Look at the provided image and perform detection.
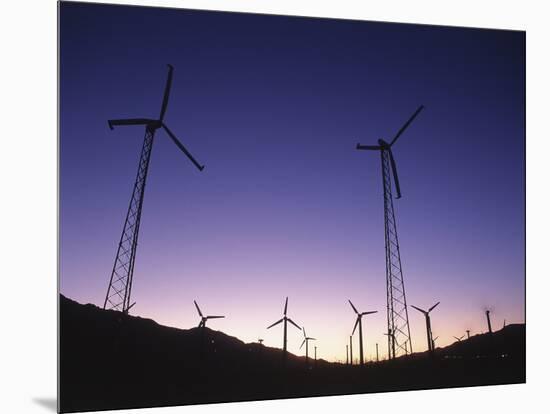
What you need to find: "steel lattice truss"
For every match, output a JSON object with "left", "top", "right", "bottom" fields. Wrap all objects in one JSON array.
[
  {"left": 381, "top": 149, "right": 413, "bottom": 358},
  {"left": 101, "top": 65, "right": 204, "bottom": 315},
  {"left": 103, "top": 127, "right": 155, "bottom": 313}
]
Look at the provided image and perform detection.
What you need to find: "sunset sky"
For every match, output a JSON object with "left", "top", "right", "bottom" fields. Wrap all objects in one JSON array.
[{"left": 60, "top": 2, "right": 525, "bottom": 362}]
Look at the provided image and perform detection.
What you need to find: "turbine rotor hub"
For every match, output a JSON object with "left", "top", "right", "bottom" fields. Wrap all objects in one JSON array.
[
  {"left": 378, "top": 138, "right": 390, "bottom": 148},
  {"left": 146, "top": 120, "right": 162, "bottom": 132}
]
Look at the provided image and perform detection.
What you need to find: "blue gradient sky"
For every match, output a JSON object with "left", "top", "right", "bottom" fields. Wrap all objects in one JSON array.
[{"left": 60, "top": 2, "right": 525, "bottom": 361}]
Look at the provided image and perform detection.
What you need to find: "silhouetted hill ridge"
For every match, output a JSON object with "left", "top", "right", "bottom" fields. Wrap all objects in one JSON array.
[
  {"left": 59, "top": 294, "right": 525, "bottom": 413},
  {"left": 61, "top": 294, "right": 523, "bottom": 363}
]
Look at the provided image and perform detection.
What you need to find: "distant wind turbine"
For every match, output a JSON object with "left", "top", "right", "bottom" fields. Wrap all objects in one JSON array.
[
  {"left": 485, "top": 309, "right": 493, "bottom": 334},
  {"left": 411, "top": 301, "right": 440, "bottom": 353},
  {"left": 349, "top": 336, "right": 353, "bottom": 366},
  {"left": 314, "top": 346, "right": 317, "bottom": 365},
  {"left": 348, "top": 300, "right": 377, "bottom": 365},
  {"left": 267, "top": 297, "right": 301, "bottom": 355},
  {"left": 194, "top": 300, "right": 224, "bottom": 328},
  {"left": 453, "top": 335, "right": 465, "bottom": 342},
  {"left": 300, "top": 327, "right": 316, "bottom": 365}
]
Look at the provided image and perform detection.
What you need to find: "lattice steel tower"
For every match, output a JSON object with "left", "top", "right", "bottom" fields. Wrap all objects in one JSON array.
[
  {"left": 103, "top": 65, "right": 205, "bottom": 314},
  {"left": 356, "top": 105, "right": 424, "bottom": 358}
]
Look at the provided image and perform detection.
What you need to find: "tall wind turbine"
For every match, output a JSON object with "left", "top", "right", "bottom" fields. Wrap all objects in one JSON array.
[
  {"left": 348, "top": 300, "right": 377, "bottom": 365},
  {"left": 194, "top": 300, "right": 225, "bottom": 328},
  {"left": 300, "top": 327, "right": 316, "bottom": 365},
  {"left": 356, "top": 105, "right": 424, "bottom": 357},
  {"left": 267, "top": 297, "right": 301, "bottom": 355},
  {"left": 411, "top": 301, "right": 440, "bottom": 352},
  {"left": 103, "top": 65, "right": 205, "bottom": 314}
]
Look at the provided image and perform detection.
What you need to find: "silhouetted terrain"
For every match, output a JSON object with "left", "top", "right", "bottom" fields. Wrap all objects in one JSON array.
[{"left": 59, "top": 295, "right": 525, "bottom": 413}]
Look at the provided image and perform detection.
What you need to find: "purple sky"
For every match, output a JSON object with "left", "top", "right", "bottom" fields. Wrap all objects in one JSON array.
[{"left": 60, "top": 2, "right": 525, "bottom": 361}]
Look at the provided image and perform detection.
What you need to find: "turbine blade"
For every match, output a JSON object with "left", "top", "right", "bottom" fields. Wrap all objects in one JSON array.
[
  {"left": 429, "top": 301, "right": 441, "bottom": 313},
  {"left": 107, "top": 118, "right": 157, "bottom": 130},
  {"left": 287, "top": 318, "right": 301, "bottom": 330},
  {"left": 302, "top": 327, "right": 307, "bottom": 338},
  {"left": 194, "top": 300, "right": 203, "bottom": 317},
  {"left": 267, "top": 318, "right": 284, "bottom": 329},
  {"left": 361, "top": 311, "right": 378, "bottom": 316},
  {"left": 300, "top": 339, "right": 306, "bottom": 349},
  {"left": 206, "top": 316, "right": 225, "bottom": 319},
  {"left": 159, "top": 64, "right": 174, "bottom": 121},
  {"left": 356, "top": 144, "right": 382, "bottom": 151},
  {"left": 388, "top": 149, "right": 402, "bottom": 199},
  {"left": 389, "top": 105, "right": 424, "bottom": 146},
  {"left": 161, "top": 123, "right": 205, "bottom": 171},
  {"left": 309, "top": 338, "right": 316, "bottom": 341},
  {"left": 411, "top": 305, "right": 426, "bottom": 314},
  {"left": 352, "top": 317, "right": 359, "bottom": 335},
  {"left": 348, "top": 300, "right": 359, "bottom": 314},
  {"left": 284, "top": 297, "right": 288, "bottom": 316}
]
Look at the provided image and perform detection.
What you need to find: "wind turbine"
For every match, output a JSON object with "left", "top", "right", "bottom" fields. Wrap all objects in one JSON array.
[
  {"left": 485, "top": 309, "right": 493, "bottom": 333},
  {"left": 103, "top": 65, "right": 205, "bottom": 314},
  {"left": 348, "top": 300, "right": 377, "bottom": 365},
  {"left": 258, "top": 339, "right": 264, "bottom": 345},
  {"left": 356, "top": 105, "right": 424, "bottom": 358},
  {"left": 411, "top": 301, "right": 440, "bottom": 352},
  {"left": 267, "top": 297, "right": 301, "bottom": 355},
  {"left": 432, "top": 336, "right": 439, "bottom": 349},
  {"left": 349, "top": 336, "right": 353, "bottom": 365},
  {"left": 194, "top": 300, "right": 225, "bottom": 328},
  {"left": 453, "top": 335, "right": 465, "bottom": 342},
  {"left": 314, "top": 346, "right": 317, "bottom": 365},
  {"left": 300, "top": 327, "right": 316, "bottom": 364}
]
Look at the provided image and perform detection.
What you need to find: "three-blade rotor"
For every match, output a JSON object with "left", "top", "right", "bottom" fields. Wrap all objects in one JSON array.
[
  {"left": 356, "top": 105, "right": 424, "bottom": 199},
  {"left": 300, "top": 327, "right": 316, "bottom": 349},
  {"left": 267, "top": 297, "right": 301, "bottom": 330},
  {"left": 194, "top": 300, "right": 225, "bottom": 328},
  {"left": 411, "top": 301, "right": 440, "bottom": 315},
  {"left": 107, "top": 64, "right": 205, "bottom": 172},
  {"left": 348, "top": 300, "right": 377, "bottom": 335}
]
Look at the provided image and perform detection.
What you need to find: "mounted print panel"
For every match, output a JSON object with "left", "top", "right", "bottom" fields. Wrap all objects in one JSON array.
[{"left": 59, "top": 1, "right": 526, "bottom": 412}]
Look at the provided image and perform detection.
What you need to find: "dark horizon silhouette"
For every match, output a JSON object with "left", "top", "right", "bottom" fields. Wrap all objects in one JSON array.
[{"left": 59, "top": 294, "right": 525, "bottom": 413}]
